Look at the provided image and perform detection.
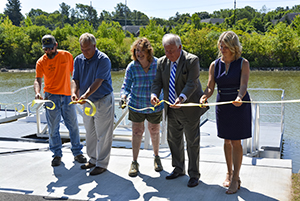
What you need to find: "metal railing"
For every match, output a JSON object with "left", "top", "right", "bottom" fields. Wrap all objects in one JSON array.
[
  {"left": 35, "top": 93, "right": 208, "bottom": 149},
  {"left": 242, "top": 88, "right": 285, "bottom": 156},
  {"left": 1, "top": 85, "right": 284, "bottom": 155},
  {"left": 0, "top": 85, "right": 34, "bottom": 123}
]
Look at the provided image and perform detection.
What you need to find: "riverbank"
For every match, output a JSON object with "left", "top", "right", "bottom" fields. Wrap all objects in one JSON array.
[
  {"left": 292, "top": 173, "right": 300, "bottom": 201},
  {"left": 1, "top": 66, "right": 300, "bottom": 73}
]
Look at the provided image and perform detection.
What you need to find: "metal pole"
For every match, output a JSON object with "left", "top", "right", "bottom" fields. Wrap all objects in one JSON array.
[{"left": 125, "top": 0, "right": 127, "bottom": 32}]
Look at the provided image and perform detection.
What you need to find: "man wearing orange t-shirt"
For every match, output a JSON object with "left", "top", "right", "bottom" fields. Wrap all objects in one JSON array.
[{"left": 34, "top": 35, "right": 86, "bottom": 167}]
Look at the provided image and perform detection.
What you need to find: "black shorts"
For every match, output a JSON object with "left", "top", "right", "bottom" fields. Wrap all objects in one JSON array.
[{"left": 128, "top": 109, "right": 163, "bottom": 124}]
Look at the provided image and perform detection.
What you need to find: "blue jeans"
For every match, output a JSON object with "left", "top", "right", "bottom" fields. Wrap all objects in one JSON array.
[{"left": 44, "top": 92, "right": 83, "bottom": 158}]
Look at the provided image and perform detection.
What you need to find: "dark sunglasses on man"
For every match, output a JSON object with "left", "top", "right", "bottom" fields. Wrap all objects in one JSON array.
[{"left": 43, "top": 47, "right": 54, "bottom": 51}]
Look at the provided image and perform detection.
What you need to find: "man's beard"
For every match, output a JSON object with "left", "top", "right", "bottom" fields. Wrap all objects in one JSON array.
[{"left": 46, "top": 50, "right": 57, "bottom": 59}]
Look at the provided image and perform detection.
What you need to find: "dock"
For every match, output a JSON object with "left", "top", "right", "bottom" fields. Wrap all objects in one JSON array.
[{"left": 0, "top": 112, "right": 292, "bottom": 201}]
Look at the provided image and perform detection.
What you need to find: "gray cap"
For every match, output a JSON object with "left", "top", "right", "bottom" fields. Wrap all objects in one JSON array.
[{"left": 42, "top": 35, "right": 56, "bottom": 48}]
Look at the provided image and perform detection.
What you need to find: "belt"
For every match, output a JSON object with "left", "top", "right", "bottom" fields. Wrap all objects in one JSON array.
[{"left": 218, "top": 87, "right": 239, "bottom": 95}]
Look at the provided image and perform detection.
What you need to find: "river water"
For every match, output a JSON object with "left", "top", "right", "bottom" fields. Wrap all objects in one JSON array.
[{"left": 0, "top": 71, "right": 300, "bottom": 173}]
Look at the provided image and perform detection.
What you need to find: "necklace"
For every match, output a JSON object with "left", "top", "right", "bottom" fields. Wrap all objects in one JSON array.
[{"left": 142, "top": 62, "right": 150, "bottom": 69}]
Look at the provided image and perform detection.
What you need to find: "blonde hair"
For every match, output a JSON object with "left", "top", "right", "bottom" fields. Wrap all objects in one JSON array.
[
  {"left": 79, "top": 33, "right": 96, "bottom": 45},
  {"left": 217, "top": 31, "right": 242, "bottom": 60},
  {"left": 130, "top": 37, "right": 154, "bottom": 63}
]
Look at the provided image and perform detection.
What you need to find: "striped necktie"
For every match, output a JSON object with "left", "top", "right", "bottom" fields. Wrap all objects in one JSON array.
[{"left": 168, "top": 62, "right": 177, "bottom": 104}]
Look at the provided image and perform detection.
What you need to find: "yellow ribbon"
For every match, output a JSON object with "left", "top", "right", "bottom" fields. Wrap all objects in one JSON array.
[
  {"left": 69, "top": 99, "right": 96, "bottom": 116},
  {"left": 31, "top": 99, "right": 56, "bottom": 110},
  {"left": 120, "top": 99, "right": 300, "bottom": 111},
  {"left": 0, "top": 102, "right": 25, "bottom": 112},
  {"left": 15, "top": 104, "right": 25, "bottom": 113},
  {"left": 121, "top": 100, "right": 165, "bottom": 111}
]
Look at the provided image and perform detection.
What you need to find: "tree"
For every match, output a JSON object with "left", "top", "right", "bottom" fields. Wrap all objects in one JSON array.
[
  {"left": 28, "top": 8, "right": 48, "bottom": 17},
  {"left": 96, "top": 21, "right": 125, "bottom": 45},
  {"left": 291, "top": 15, "right": 300, "bottom": 36},
  {"left": 130, "top": 10, "right": 149, "bottom": 25},
  {"left": 139, "top": 20, "right": 165, "bottom": 57},
  {"left": 195, "top": 12, "right": 210, "bottom": 20},
  {"left": 251, "top": 16, "right": 265, "bottom": 32},
  {"left": 4, "top": 0, "right": 23, "bottom": 26},
  {"left": 75, "top": 3, "right": 98, "bottom": 28},
  {"left": 112, "top": 3, "right": 131, "bottom": 26},
  {"left": 191, "top": 13, "right": 201, "bottom": 29},
  {"left": 0, "top": 17, "right": 31, "bottom": 68},
  {"left": 260, "top": 5, "right": 270, "bottom": 14},
  {"left": 59, "top": 2, "right": 71, "bottom": 25},
  {"left": 99, "top": 10, "right": 113, "bottom": 23},
  {"left": 24, "top": 14, "right": 33, "bottom": 27},
  {"left": 152, "top": 17, "right": 167, "bottom": 26},
  {"left": 69, "top": 8, "right": 79, "bottom": 25}
]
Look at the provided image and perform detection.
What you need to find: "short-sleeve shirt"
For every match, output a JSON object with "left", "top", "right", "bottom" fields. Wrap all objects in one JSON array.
[
  {"left": 73, "top": 49, "right": 113, "bottom": 102},
  {"left": 36, "top": 50, "right": 73, "bottom": 96}
]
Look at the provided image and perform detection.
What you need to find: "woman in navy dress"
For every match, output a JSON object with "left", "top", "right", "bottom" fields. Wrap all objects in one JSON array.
[{"left": 200, "top": 31, "right": 251, "bottom": 194}]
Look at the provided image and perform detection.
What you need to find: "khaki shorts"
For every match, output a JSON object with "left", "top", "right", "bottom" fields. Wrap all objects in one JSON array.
[{"left": 128, "top": 109, "right": 163, "bottom": 124}]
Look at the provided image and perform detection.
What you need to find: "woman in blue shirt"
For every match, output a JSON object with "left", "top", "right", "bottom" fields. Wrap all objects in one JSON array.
[{"left": 120, "top": 38, "right": 164, "bottom": 177}]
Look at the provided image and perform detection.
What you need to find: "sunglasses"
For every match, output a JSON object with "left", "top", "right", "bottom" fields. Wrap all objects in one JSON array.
[{"left": 43, "top": 47, "right": 54, "bottom": 51}]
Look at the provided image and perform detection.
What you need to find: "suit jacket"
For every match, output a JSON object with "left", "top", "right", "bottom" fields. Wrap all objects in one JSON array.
[{"left": 151, "top": 50, "right": 208, "bottom": 121}]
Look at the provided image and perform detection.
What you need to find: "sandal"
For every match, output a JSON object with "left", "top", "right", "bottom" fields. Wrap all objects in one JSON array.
[
  {"left": 223, "top": 172, "right": 232, "bottom": 187},
  {"left": 226, "top": 179, "right": 241, "bottom": 194}
]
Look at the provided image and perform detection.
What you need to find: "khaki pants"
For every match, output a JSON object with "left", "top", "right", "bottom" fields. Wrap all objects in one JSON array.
[{"left": 83, "top": 93, "right": 114, "bottom": 168}]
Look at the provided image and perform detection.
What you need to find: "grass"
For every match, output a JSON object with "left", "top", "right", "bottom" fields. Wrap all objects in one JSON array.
[{"left": 292, "top": 173, "right": 300, "bottom": 201}]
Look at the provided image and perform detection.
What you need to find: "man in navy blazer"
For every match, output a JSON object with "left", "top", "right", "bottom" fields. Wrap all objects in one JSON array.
[{"left": 151, "top": 33, "right": 208, "bottom": 187}]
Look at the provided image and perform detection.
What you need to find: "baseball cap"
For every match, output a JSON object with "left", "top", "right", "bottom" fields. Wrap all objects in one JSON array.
[{"left": 42, "top": 35, "right": 56, "bottom": 48}]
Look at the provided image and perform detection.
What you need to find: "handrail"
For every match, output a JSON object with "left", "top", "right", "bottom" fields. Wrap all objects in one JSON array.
[
  {"left": 243, "top": 103, "right": 260, "bottom": 156},
  {"left": 0, "top": 84, "right": 35, "bottom": 116},
  {"left": 35, "top": 93, "right": 208, "bottom": 149},
  {"left": 30, "top": 88, "right": 284, "bottom": 154},
  {"left": 0, "top": 85, "right": 34, "bottom": 95},
  {"left": 243, "top": 88, "right": 285, "bottom": 157}
]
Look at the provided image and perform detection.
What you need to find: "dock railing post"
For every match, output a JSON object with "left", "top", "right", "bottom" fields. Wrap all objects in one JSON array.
[
  {"left": 36, "top": 103, "right": 43, "bottom": 135},
  {"left": 144, "top": 120, "right": 150, "bottom": 149},
  {"left": 244, "top": 103, "right": 260, "bottom": 156},
  {"left": 252, "top": 103, "right": 260, "bottom": 155},
  {"left": 161, "top": 110, "right": 167, "bottom": 145}
]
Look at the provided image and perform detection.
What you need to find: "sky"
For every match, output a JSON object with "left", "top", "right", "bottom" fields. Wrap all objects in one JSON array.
[{"left": 0, "top": 0, "right": 299, "bottom": 19}]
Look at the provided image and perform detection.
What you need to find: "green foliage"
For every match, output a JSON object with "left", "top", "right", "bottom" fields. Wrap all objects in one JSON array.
[
  {"left": 291, "top": 15, "right": 300, "bottom": 36},
  {"left": 240, "top": 32, "right": 271, "bottom": 67},
  {"left": 24, "top": 14, "right": 33, "bottom": 27},
  {"left": 23, "top": 25, "right": 51, "bottom": 63},
  {"left": 75, "top": 3, "right": 98, "bottom": 28},
  {"left": 72, "top": 20, "right": 95, "bottom": 37},
  {"left": 267, "top": 22, "right": 300, "bottom": 66},
  {"left": 0, "top": 17, "right": 31, "bottom": 68},
  {"left": 182, "top": 28, "right": 219, "bottom": 68},
  {"left": 97, "top": 38, "right": 125, "bottom": 70},
  {"left": 292, "top": 173, "right": 300, "bottom": 201},
  {"left": 64, "top": 35, "right": 81, "bottom": 58},
  {"left": 96, "top": 21, "right": 125, "bottom": 45},
  {"left": 0, "top": 3, "right": 300, "bottom": 69},
  {"left": 191, "top": 14, "right": 202, "bottom": 29},
  {"left": 139, "top": 20, "right": 165, "bottom": 58}
]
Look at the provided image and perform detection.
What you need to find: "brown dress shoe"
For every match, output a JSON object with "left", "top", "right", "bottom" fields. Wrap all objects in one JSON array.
[
  {"left": 81, "top": 162, "right": 95, "bottom": 169},
  {"left": 90, "top": 167, "right": 107, "bottom": 176}
]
